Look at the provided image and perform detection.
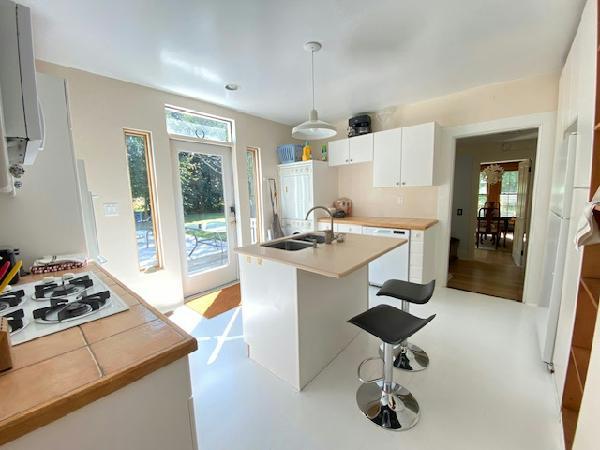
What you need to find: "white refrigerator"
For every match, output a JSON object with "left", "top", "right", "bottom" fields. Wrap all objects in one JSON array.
[{"left": 540, "top": 132, "right": 581, "bottom": 366}]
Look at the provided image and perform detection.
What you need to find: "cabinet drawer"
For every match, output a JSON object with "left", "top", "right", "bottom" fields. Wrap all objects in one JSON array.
[
  {"left": 409, "top": 267, "right": 423, "bottom": 282},
  {"left": 411, "top": 230, "right": 424, "bottom": 242},
  {"left": 410, "top": 241, "right": 424, "bottom": 256},
  {"left": 336, "top": 223, "right": 363, "bottom": 234},
  {"left": 410, "top": 252, "right": 424, "bottom": 267}
]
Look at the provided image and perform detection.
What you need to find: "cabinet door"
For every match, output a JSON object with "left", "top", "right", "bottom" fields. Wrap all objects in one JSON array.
[
  {"left": 279, "top": 173, "right": 297, "bottom": 219},
  {"left": 328, "top": 139, "right": 350, "bottom": 166},
  {"left": 349, "top": 133, "right": 373, "bottom": 164},
  {"left": 401, "top": 122, "right": 435, "bottom": 186},
  {"left": 336, "top": 223, "right": 363, "bottom": 234},
  {"left": 373, "top": 128, "right": 402, "bottom": 187}
]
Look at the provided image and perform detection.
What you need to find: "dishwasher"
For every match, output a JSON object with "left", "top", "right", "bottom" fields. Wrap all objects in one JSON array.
[{"left": 362, "top": 227, "right": 410, "bottom": 286}]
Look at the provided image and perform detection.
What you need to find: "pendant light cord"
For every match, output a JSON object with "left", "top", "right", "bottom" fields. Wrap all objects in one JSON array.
[{"left": 311, "top": 49, "right": 315, "bottom": 111}]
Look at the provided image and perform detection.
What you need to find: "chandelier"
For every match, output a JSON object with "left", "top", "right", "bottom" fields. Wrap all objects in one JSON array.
[{"left": 482, "top": 164, "right": 504, "bottom": 185}]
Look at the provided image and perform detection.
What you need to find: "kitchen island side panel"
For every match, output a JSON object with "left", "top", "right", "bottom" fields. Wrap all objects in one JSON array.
[
  {"left": 239, "top": 256, "right": 301, "bottom": 389},
  {"left": 297, "top": 266, "right": 367, "bottom": 389}
]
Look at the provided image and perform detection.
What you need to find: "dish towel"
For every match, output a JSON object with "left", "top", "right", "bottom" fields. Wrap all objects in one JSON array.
[{"left": 575, "top": 186, "right": 600, "bottom": 247}]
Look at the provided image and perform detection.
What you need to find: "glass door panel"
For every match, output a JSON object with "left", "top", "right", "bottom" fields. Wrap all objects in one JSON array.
[{"left": 172, "top": 140, "right": 237, "bottom": 296}]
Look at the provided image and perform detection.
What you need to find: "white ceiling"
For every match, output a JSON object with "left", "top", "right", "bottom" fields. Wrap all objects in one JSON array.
[{"left": 21, "top": 0, "right": 585, "bottom": 125}]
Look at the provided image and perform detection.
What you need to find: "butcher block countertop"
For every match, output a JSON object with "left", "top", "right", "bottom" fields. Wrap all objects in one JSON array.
[
  {"left": 318, "top": 216, "right": 438, "bottom": 230},
  {"left": 235, "top": 233, "right": 406, "bottom": 278},
  {"left": 0, "top": 263, "right": 197, "bottom": 446}
]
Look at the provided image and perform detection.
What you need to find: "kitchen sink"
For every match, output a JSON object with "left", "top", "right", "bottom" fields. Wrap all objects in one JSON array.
[
  {"left": 294, "top": 233, "right": 326, "bottom": 244},
  {"left": 261, "top": 239, "right": 315, "bottom": 251}
]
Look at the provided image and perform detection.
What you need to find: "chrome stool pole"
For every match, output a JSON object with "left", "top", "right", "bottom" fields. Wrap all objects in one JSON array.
[{"left": 356, "top": 342, "right": 420, "bottom": 431}]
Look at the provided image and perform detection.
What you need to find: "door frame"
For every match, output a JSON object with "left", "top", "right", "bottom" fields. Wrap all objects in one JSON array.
[
  {"left": 171, "top": 139, "right": 239, "bottom": 297},
  {"left": 437, "top": 112, "right": 557, "bottom": 306}
]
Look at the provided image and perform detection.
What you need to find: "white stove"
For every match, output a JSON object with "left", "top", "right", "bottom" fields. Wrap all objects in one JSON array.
[{"left": 0, "top": 271, "right": 129, "bottom": 345}]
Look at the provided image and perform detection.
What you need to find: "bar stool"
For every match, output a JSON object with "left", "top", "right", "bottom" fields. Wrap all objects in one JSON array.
[
  {"left": 349, "top": 304, "right": 435, "bottom": 431},
  {"left": 377, "top": 279, "right": 435, "bottom": 372}
]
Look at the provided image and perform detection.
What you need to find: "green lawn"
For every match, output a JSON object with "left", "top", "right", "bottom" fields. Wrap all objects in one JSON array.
[
  {"left": 184, "top": 212, "right": 225, "bottom": 226},
  {"left": 184, "top": 212, "right": 226, "bottom": 240}
]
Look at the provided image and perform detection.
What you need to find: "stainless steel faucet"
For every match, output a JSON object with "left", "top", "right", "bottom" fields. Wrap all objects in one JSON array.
[{"left": 305, "top": 206, "right": 335, "bottom": 244}]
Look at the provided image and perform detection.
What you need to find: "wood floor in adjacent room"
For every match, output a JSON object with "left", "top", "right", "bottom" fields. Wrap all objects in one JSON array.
[{"left": 447, "top": 236, "right": 525, "bottom": 301}]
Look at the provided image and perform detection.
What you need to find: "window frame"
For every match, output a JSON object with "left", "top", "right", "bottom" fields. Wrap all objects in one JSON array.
[
  {"left": 246, "top": 147, "right": 263, "bottom": 244},
  {"left": 500, "top": 170, "right": 519, "bottom": 217},
  {"left": 123, "top": 129, "right": 162, "bottom": 272},
  {"left": 165, "top": 105, "right": 234, "bottom": 146}
]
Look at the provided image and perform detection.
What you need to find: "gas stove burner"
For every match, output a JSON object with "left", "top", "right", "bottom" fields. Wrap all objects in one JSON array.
[
  {"left": 33, "top": 290, "right": 111, "bottom": 323},
  {"left": 4, "top": 309, "right": 28, "bottom": 336},
  {"left": 34, "top": 275, "right": 93, "bottom": 300},
  {"left": 0, "top": 290, "right": 25, "bottom": 312}
]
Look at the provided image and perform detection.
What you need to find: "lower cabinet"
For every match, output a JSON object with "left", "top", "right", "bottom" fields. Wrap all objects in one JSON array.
[
  {"left": 317, "top": 221, "right": 437, "bottom": 284},
  {"left": 409, "top": 227, "right": 437, "bottom": 284}
]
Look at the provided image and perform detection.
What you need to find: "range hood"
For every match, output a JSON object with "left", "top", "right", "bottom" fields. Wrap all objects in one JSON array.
[{"left": 0, "top": 0, "right": 44, "bottom": 193}]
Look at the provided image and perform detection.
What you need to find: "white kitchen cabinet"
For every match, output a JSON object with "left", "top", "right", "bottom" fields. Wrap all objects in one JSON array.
[
  {"left": 335, "top": 223, "right": 363, "bottom": 234},
  {"left": 349, "top": 133, "right": 373, "bottom": 164},
  {"left": 372, "top": 122, "right": 441, "bottom": 187},
  {"left": 401, "top": 122, "right": 438, "bottom": 186},
  {"left": 409, "top": 227, "right": 437, "bottom": 284},
  {"left": 373, "top": 128, "right": 402, "bottom": 187},
  {"left": 327, "top": 139, "right": 350, "bottom": 166},
  {"left": 278, "top": 161, "right": 338, "bottom": 234},
  {"left": 328, "top": 134, "right": 373, "bottom": 167}
]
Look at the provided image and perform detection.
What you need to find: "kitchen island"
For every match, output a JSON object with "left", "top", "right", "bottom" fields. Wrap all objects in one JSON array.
[
  {"left": 0, "top": 264, "right": 198, "bottom": 450},
  {"left": 235, "top": 233, "right": 405, "bottom": 390}
]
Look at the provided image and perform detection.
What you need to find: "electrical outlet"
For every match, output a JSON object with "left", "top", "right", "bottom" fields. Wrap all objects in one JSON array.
[
  {"left": 457, "top": 208, "right": 463, "bottom": 216},
  {"left": 396, "top": 195, "right": 404, "bottom": 206},
  {"left": 103, "top": 202, "right": 119, "bottom": 217}
]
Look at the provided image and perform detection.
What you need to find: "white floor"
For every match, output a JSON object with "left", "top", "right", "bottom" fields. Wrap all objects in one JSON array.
[{"left": 170, "top": 287, "right": 564, "bottom": 450}]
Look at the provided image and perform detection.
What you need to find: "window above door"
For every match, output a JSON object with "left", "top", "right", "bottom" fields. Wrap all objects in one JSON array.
[{"left": 165, "top": 106, "right": 233, "bottom": 144}]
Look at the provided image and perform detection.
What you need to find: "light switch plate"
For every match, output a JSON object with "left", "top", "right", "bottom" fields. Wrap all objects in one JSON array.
[{"left": 103, "top": 202, "right": 119, "bottom": 217}]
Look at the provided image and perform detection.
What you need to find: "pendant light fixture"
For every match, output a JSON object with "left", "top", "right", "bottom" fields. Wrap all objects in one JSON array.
[{"left": 292, "top": 41, "right": 337, "bottom": 141}]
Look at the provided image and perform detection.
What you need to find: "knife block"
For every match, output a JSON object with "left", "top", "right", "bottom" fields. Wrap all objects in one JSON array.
[{"left": 0, "top": 318, "right": 12, "bottom": 371}]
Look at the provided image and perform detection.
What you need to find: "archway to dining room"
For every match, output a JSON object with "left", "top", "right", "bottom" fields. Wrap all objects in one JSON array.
[{"left": 447, "top": 128, "right": 538, "bottom": 301}]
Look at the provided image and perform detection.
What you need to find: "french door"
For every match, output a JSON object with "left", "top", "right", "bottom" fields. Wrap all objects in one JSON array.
[
  {"left": 172, "top": 140, "right": 238, "bottom": 297},
  {"left": 512, "top": 159, "right": 531, "bottom": 266}
]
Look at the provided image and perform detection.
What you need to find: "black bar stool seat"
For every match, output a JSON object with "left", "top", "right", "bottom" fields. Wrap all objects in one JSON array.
[
  {"left": 349, "top": 304, "right": 435, "bottom": 431},
  {"left": 376, "top": 279, "right": 436, "bottom": 372},
  {"left": 377, "top": 279, "right": 435, "bottom": 305},
  {"left": 349, "top": 304, "right": 435, "bottom": 345}
]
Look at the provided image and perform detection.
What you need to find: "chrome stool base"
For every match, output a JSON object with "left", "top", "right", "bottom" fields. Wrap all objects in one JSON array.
[
  {"left": 380, "top": 342, "right": 430, "bottom": 372},
  {"left": 356, "top": 380, "right": 420, "bottom": 431}
]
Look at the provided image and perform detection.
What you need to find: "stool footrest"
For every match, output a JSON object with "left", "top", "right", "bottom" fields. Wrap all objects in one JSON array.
[{"left": 357, "top": 357, "right": 383, "bottom": 383}]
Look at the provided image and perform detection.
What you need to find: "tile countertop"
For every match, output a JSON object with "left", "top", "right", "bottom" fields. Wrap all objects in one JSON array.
[
  {"left": 0, "top": 263, "right": 197, "bottom": 446},
  {"left": 317, "top": 216, "right": 439, "bottom": 230},
  {"left": 235, "top": 233, "right": 406, "bottom": 278}
]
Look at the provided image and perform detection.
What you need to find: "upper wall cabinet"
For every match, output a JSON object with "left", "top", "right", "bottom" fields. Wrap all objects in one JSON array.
[
  {"left": 373, "top": 122, "right": 441, "bottom": 187},
  {"left": 373, "top": 128, "right": 402, "bottom": 187},
  {"left": 328, "top": 133, "right": 373, "bottom": 167}
]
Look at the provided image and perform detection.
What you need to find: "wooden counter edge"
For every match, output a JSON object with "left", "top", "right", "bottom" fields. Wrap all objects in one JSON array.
[
  {"left": 0, "top": 264, "right": 198, "bottom": 446},
  {"left": 0, "top": 335, "right": 197, "bottom": 446},
  {"left": 316, "top": 217, "right": 439, "bottom": 230},
  {"left": 235, "top": 238, "right": 407, "bottom": 278}
]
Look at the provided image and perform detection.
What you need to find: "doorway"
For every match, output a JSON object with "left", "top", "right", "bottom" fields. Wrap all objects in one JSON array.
[
  {"left": 447, "top": 129, "right": 538, "bottom": 301},
  {"left": 172, "top": 140, "right": 238, "bottom": 297}
]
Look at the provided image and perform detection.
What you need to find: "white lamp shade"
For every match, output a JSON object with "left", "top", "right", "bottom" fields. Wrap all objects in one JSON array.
[{"left": 292, "top": 110, "right": 337, "bottom": 141}]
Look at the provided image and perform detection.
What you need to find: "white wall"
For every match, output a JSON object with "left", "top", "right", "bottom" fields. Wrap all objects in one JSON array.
[
  {"left": 0, "top": 73, "right": 86, "bottom": 269},
  {"left": 451, "top": 138, "right": 537, "bottom": 259},
  {"left": 36, "top": 61, "right": 292, "bottom": 311}
]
